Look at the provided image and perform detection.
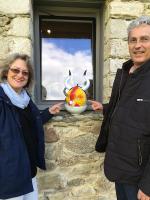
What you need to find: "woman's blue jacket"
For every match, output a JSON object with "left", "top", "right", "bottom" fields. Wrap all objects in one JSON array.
[{"left": 0, "top": 86, "right": 53, "bottom": 199}]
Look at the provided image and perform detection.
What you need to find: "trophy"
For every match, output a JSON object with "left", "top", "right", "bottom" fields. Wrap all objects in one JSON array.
[{"left": 64, "top": 70, "right": 90, "bottom": 114}]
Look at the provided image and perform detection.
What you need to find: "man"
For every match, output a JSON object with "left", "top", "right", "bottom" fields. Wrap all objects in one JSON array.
[{"left": 91, "top": 16, "right": 150, "bottom": 200}]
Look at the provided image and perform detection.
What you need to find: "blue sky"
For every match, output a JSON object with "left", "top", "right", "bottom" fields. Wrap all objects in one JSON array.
[{"left": 43, "top": 38, "right": 91, "bottom": 54}]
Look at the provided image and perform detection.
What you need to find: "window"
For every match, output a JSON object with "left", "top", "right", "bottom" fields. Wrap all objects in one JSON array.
[
  {"left": 33, "top": 1, "right": 103, "bottom": 109},
  {"left": 40, "top": 16, "right": 95, "bottom": 100}
]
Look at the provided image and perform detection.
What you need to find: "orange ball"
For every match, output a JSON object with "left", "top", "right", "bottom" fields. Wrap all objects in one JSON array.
[{"left": 65, "top": 86, "right": 87, "bottom": 106}]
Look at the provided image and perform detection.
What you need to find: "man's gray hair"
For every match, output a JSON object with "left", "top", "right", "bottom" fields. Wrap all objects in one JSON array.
[{"left": 127, "top": 16, "right": 150, "bottom": 35}]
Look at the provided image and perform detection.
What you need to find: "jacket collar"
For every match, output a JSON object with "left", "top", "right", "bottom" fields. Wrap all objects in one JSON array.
[
  {"left": 122, "top": 59, "right": 133, "bottom": 72},
  {"left": 122, "top": 59, "right": 150, "bottom": 76},
  {"left": 0, "top": 86, "right": 14, "bottom": 105}
]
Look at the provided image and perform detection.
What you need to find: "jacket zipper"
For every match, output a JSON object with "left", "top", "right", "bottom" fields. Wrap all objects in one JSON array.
[
  {"left": 137, "top": 99, "right": 150, "bottom": 102},
  {"left": 106, "top": 70, "right": 124, "bottom": 146},
  {"left": 138, "top": 139, "right": 142, "bottom": 166},
  {"left": 109, "top": 69, "right": 123, "bottom": 124}
]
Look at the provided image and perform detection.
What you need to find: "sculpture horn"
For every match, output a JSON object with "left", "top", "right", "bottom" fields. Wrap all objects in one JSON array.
[
  {"left": 81, "top": 70, "right": 90, "bottom": 91},
  {"left": 64, "top": 70, "right": 73, "bottom": 96}
]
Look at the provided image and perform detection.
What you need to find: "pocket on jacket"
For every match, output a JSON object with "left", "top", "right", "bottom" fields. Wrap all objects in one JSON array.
[
  {"left": 130, "top": 98, "right": 150, "bottom": 125},
  {"left": 138, "top": 136, "right": 150, "bottom": 166}
]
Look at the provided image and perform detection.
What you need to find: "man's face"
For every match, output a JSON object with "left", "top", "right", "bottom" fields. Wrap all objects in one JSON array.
[{"left": 128, "top": 24, "right": 150, "bottom": 67}]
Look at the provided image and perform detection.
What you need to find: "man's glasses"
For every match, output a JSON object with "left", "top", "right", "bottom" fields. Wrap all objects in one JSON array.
[{"left": 9, "top": 68, "right": 29, "bottom": 77}]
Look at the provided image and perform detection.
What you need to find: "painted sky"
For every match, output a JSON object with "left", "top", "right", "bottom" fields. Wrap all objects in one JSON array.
[{"left": 42, "top": 38, "right": 93, "bottom": 100}]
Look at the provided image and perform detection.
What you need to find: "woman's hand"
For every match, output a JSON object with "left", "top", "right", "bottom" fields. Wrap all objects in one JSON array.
[
  {"left": 49, "top": 102, "right": 63, "bottom": 114},
  {"left": 88, "top": 100, "right": 103, "bottom": 111}
]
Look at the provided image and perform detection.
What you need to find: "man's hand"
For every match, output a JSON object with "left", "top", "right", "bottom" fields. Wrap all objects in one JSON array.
[
  {"left": 137, "top": 189, "right": 150, "bottom": 200},
  {"left": 88, "top": 100, "right": 103, "bottom": 111},
  {"left": 49, "top": 102, "right": 63, "bottom": 114}
]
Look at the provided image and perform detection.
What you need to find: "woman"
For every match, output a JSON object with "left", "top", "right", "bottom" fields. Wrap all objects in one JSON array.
[{"left": 0, "top": 53, "right": 62, "bottom": 200}]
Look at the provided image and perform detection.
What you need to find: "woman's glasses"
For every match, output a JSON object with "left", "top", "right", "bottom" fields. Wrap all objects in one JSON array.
[{"left": 9, "top": 68, "right": 29, "bottom": 77}]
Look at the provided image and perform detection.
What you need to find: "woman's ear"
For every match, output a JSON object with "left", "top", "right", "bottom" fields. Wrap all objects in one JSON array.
[{"left": 4, "top": 70, "right": 8, "bottom": 79}]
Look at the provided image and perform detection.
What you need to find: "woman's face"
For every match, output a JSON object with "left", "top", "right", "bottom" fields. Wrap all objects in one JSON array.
[{"left": 7, "top": 58, "right": 29, "bottom": 93}]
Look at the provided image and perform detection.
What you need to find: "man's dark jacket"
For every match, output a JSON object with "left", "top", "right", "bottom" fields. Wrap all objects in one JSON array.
[
  {"left": 96, "top": 59, "right": 150, "bottom": 196},
  {"left": 0, "top": 86, "right": 53, "bottom": 199}
]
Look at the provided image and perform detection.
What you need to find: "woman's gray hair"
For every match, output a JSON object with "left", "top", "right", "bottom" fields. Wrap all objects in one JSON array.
[
  {"left": 0, "top": 53, "right": 34, "bottom": 89},
  {"left": 127, "top": 16, "right": 150, "bottom": 35}
]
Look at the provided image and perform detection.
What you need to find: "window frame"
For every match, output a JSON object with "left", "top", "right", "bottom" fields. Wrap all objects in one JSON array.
[{"left": 33, "top": 4, "right": 104, "bottom": 110}]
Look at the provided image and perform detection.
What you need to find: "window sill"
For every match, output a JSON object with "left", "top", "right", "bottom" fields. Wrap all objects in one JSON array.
[{"left": 50, "top": 110, "right": 103, "bottom": 123}]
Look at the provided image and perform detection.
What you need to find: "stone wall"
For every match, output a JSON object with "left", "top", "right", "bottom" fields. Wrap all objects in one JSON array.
[
  {"left": 0, "top": 0, "right": 31, "bottom": 62},
  {"left": 0, "top": 0, "right": 150, "bottom": 199},
  {"left": 103, "top": 0, "right": 150, "bottom": 102},
  {"left": 38, "top": 112, "right": 115, "bottom": 200}
]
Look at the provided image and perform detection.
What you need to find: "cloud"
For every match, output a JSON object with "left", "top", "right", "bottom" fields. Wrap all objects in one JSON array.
[{"left": 42, "top": 39, "right": 93, "bottom": 100}]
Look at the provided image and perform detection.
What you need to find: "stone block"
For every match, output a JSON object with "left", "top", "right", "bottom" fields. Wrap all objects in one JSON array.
[
  {"left": 110, "top": 2, "right": 144, "bottom": 17},
  {"left": 44, "top": 190, "right": 71, "bottom": 200},
  {"left": 65, "top": 133, "right": 97, "bottom": 154},
  {"left": 44, "top": 127, "right": 59, "bottom": 143},
  {"left": 144, "top": 3, "right": 150, "bottom": 15},
  {"left": 104, "top": 58, "right": 126, "bottom": 77},
  {"left": 38, "top": 173, "right": 67, "bottom": 191},
  {"left": 103, "top": 87, "right": 112, "bottom": 101},
  {"left": 8, "top": 37, "right": 31, "bottom": 55},
  {"left": 0, "top": 27, "right": 4, "bottom": 34},
  {"left": 68, "top": 162, "right": 102, "bottom": 176},
  {"left": 45, "top": 143, "right": 62, "bottom": 160},
  {"left": 104, "top": 42, "right": 110, "bottom": 60},
  {"left": 109, "top": 75, "right": 116, "bottom": 88},
  {"left": 78, "top": 121, "right": 101, "bottom": 134},
  {"left": 0, "top": 16, "right": 10, "bottom": 26},
  {"left": 71, "top": 184, "right": 96, "bottom": 197},
  {"left": 59, "top": 126, "right": 84, "bottom": 139},
  {"left": 68, "top": 178, "right": 85, "bottom": 186},
  {"left": 109, "top": 58, "right": 125, "bottom": 73},
  {"left": 0, "top": 0, "right": 30, "bottom": 14},
  {"left": 105, "top": 19, "right": 129, "bottom": 39},
  {"left": 7, "top": 17, "right": 30, "bottom": 37},
  {"left": 106, "top": 39, "right": 129, "bottom": 58},
  {"left": 103, "top": 60, "right": 110, "bottom": 76},
  {"left": 45, "top": 160, "right": 56, "bottom": 171},
  {"left": 103, "top": 77, "right": 110, "bottom": 89},
  {"left": 0, "top": 37, "right": 9, "bottom": 59}
]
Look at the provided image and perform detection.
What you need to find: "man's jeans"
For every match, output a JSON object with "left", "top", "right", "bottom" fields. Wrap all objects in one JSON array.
[
  {"left": 0, "top": 177, "right": 38, "bottom": 200},
  {"left": 115, "top": 182, "right": 138, "bottom": 200}
]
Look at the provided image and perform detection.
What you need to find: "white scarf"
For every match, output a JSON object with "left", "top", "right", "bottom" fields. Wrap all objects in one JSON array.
[{"left": 1, "top": 82, "right": 30, "bottom": 109}]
